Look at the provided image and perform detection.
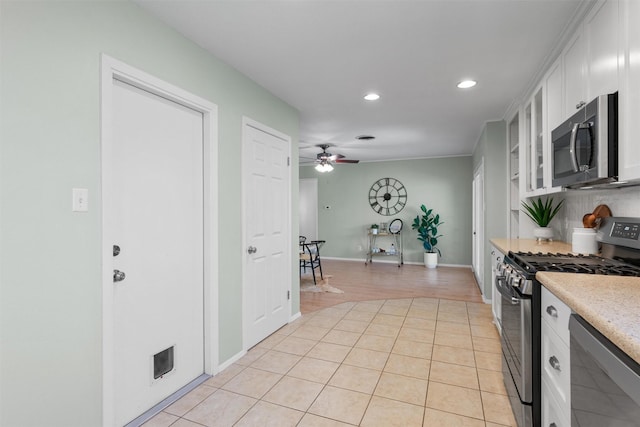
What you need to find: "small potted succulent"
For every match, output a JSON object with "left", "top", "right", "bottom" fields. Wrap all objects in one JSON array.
[
  {"left": 521, "top": 197, "right": 564, "bottom": 241},
  {"left": 370, "top": 224, "right": 379, "bottom": 235}
]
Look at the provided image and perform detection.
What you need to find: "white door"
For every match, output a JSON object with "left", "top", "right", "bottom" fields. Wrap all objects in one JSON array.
[
  {"left": 472, "top": 161, "right": 485, "bottom": 291},
  {"left": 111, "top": 79, "right": 204, "bottom": 425},
  {"left": 243, "top": 121, "right": 291, "bottom": 349},
  {"left": 299, "top": 178, "right": 318, "bottom": 240}
]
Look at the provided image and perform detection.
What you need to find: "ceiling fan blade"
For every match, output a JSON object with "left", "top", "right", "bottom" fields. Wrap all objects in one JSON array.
[{"left": 334, "top": 159, "right": 360, "bottom": 164}]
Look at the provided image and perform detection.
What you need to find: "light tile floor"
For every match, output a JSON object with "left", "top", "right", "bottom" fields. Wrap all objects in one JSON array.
[{"left": 144, "top": 298, "right": 517, "bottom": 427}]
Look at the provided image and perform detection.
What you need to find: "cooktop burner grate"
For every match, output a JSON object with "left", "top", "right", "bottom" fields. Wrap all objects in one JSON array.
[{"left": 509, "top": 251, "right": 640, "bottom": 277}]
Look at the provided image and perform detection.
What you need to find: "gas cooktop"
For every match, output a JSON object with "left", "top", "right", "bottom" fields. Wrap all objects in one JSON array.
[{"left": 509, "top": 251, "right": 640, "bottom": 277}]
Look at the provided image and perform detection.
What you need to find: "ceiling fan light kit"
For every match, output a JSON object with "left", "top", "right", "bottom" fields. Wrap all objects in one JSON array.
[
  {"left": 315, "top": 161, "right": 333, "bottom": 173},
  {"left": 311, "top": 144, "right": 359, "bottom": 172}
]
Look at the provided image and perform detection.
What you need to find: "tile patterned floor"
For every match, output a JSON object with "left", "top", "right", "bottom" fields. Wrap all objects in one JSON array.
[{"left": 144, "top": 298, "right": 516, "bottom": 427}]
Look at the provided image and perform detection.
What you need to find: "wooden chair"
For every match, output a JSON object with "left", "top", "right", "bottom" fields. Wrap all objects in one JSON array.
[{"left": 299, "top": 238, "right": 325, "bottom": 285}]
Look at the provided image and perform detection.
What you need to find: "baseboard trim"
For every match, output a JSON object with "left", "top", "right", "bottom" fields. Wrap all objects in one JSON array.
[
  {"left": 124, "top": 373, "right": 210, "bottom": 427},
  {"left": 322, "top": 256, "right": 471, "bottom": 269}
]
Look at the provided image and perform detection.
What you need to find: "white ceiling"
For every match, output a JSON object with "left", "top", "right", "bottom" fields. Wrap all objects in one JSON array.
[{"left": 136, "top": 0, "right": 586, "bottom": 165}]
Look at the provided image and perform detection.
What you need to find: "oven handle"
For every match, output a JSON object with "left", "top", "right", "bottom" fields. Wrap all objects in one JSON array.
[{"left": 495, "top": 274, "right": 531, "bottom": 304}]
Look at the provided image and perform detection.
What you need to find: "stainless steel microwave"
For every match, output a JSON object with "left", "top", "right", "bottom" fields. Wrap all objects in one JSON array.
[{"left": 551, "top": 92, "right": 618, "bottom": 189}]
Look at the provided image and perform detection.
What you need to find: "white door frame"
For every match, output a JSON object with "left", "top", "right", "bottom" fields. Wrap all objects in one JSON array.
[
  {"left": 100, "top": 55, "right": 219, "bottom": 426},
  {"left": 241, "top": 117, "right": 292, "bottom": 350}
]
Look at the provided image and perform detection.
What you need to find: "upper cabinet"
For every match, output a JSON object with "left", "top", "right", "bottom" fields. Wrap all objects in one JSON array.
[
  {"left": 618, "top": 0, "right": 640, "bottom": 181},
  {"left": 508, "top": 111, "right": 520, "bottom": 239},
  {"left": 521, "top": 71, "right": 562, "bottom": 198},
  {"left": 585, "top": 0, "right": 619, "bottom": 99},
  {"left": 562, "top": 0, "right": 619, "bottom": 118},
  {"left": 563, "top": 31, "right": 587, "bottom": 117}
]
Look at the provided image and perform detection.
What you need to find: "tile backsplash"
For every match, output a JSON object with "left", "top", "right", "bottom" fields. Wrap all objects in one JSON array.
[{"left": 556, "top": 186, "right": 640, "bottom": 243}]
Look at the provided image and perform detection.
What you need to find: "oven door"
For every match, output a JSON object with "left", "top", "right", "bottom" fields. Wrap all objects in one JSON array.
[{"left": 496, "top": 274, "right": 533, "bottom": 427}]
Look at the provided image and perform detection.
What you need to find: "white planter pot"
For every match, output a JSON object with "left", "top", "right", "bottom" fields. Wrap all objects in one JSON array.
[
  {"left": 424, "top": 252, "right": 438, "bottom": 269},
  {"left": 371, "top": 228, "right": 378, "bottom": 235},
  {"left": 533, "top": 226, "right": 554, "bottom": 242}
]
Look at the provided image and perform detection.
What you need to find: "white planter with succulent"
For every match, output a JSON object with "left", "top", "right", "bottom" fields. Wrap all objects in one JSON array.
[
  {"left": 521, "top": 197, "right": 564, "bottom": 242},
  {"left": 412, "top": 204, "right": 443, "bottom": 269}
]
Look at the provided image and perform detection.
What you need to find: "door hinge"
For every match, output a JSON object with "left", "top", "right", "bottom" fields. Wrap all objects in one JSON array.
[
  {"left": 287, "top": 156, "right": 290, "bottom": 166},
  {"left": 287, "top": 290, "right": 290, "bottom": 300}
]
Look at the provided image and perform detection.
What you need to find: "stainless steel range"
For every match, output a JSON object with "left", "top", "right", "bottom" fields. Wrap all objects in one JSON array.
[{"left": 495, "top": 217, "right": 640, "bottom": 427}]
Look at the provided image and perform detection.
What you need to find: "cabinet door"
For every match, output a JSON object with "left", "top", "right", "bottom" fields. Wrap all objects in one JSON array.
[
  {"left": 585, "top": 0, "right": 619, "bottom": 99},
  {"left": 619, "top": 0, "right": 640, "bottom": 181},
  {"left": 545, "top": 60, "right": 564, "bottom": 193},
  {"left": 563, "top": 30, "right": 587, "bottom": 117}
]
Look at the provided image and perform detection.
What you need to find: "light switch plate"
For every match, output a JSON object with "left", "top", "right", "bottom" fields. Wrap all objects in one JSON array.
[{"left": 72, "top": 188, "right": 89, "bottom": 212}]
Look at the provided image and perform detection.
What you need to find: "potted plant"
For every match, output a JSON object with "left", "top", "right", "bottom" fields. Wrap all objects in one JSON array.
[
  {"left": 521, "top": 197, "right": 564, "bottom": 241},
  {"left": 411, "top": 204, "right": 443, "bottom": 268},
  {"left": 370, "top": 224, "right": 379, "bottom": 235}
]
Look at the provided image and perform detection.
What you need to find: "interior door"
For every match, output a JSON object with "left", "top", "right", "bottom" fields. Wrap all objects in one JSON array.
[
  {"left": 299, "top": 178, "right": 318, "bottom": 240},
  {"left": 111, "top": 79, "right": 204, "bottom": 425},
  {"left": 472, "top": 162, "right": 485, "bottom": 290},
  {"left": 243, "top": 121, "right": 291, "bottom": 349}
]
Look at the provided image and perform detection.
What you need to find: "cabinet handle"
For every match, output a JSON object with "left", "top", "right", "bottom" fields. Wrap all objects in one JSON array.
[
  {"left": 549, "top": 355, "right": 561, "bottom": 371},
  {"left": 546, "top": 305, "right": 558, "bottom": 318},
  {"left": 576, "top": 100, "right": 586, "bottom": 109}
]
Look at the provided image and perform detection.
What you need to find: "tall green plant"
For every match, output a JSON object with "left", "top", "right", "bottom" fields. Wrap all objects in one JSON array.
[
  {"left": 521, "top": 197, "right": 564, "bottom": 227},
  {"left": 411, "top": 204, "right": 443, "bottom": 255}
]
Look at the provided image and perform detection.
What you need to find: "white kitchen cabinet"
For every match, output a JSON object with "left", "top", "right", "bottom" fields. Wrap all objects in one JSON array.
[
  {"left": 522, "top": 86, "right": 554, "bottom": 197},
  {"left": 618, "top": 0, "right": 640, "bottom": 182},
  {"left": 585, "top": 0, "right": 619, "bottom": 100},
  {"left": 541, "top": 286, "right": 571, "bottom": 425},
  {"left": 562, "top": 0, "right": 619, "bottom": 119},
  {"left": 562, "top": 30, "right": 587, "bottom": 117},
  {"left": 490, "top": 244, "right": 503, "bottom": 333},
  {"left": 543, "top": 59, "right": 564, "bottom": 195},
  {"left": 542, "top": 377, "right": 571, "bottom": 427},
  {"left": 508, "top": 111, "right": 520, "bottom": 239}
]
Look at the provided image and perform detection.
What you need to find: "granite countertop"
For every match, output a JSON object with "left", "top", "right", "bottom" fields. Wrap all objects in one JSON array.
[
  {"left": 537, "top": 272, "right": 640, "bottom": 365},
  {"left": 490, "top": 238, "right": 573, "bottom": 255}
]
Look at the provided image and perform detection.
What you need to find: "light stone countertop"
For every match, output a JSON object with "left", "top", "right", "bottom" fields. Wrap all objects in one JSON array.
[
  {"left": 490, "top": 238, "right": 573, "bottom": 255},
  {"left": 537, "top": 272, "right": 640, "bottom": 365}
]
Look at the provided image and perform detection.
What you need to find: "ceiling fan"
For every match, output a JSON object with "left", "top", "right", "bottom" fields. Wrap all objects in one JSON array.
[{"left": 311, "top": 144, "right": 359, "bottom": 172}]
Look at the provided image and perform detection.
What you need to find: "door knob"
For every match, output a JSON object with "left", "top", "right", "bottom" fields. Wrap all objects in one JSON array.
[
  {"left": 113, "top": 269, "right": 126, "bottom": 282},
  {"left": 247, "top": 246, "right": 257, "bottom": 254}
]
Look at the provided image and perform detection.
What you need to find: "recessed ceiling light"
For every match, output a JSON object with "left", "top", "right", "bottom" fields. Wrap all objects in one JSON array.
[
  {"left": 457, "top": 80, "right": 477, "bottom": 89},
  {"left": 364, "top": 93, "right": 380, "bottom": 101},
  {"left": 356, "top": 135, "right": 375, "bottom": 141}
]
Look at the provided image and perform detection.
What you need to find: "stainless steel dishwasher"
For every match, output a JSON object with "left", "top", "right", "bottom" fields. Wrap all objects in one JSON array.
[{"left": 569, "top": 314, "right": 640, "bottom": 426}]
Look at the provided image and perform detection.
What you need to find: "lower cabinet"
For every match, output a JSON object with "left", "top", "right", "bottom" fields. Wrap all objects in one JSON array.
[
  {"left": 490, "top": 244, "right": 503, "bottom": 334},
  {"left": 541, "top": 286, "right": 571, "bottom": 426},
  {"left": 542, "top": 377, "right": 570, "bottom": 427}
]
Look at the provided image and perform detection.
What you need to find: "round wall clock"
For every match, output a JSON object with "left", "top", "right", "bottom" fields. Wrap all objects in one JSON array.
[{"left": 368, "top": 177, "right": 407, "bottom": 216}]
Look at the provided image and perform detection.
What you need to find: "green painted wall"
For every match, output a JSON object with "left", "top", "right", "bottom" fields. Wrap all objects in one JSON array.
[
  {"left": 0, "top": 1, "right": 299, "bottom": 425},
  {"left": 472, "top": 121, "right": 508, "bottom": 298},
  {"left": 300, "top": 157, "right": 473, "bottom": 266}
]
